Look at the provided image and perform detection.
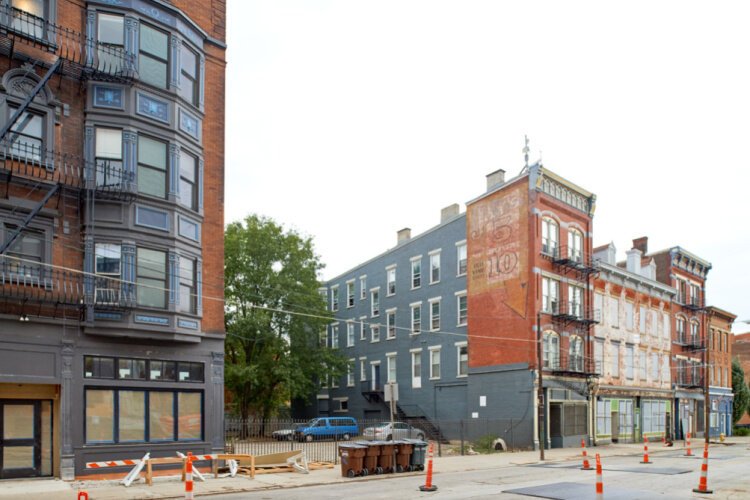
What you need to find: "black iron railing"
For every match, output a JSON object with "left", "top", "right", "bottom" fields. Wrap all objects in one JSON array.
[{"left": 0, "top": 5, "right": 136, "bottom": 82}]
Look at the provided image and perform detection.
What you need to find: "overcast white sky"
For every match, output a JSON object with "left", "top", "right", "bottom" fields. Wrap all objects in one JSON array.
[{"left": 225, "top": 1, "right": 749, "bottom": 332}]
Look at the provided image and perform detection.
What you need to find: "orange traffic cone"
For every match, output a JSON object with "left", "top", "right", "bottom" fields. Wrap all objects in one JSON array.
[
  {"left": 419, "top": 441, "right": 438, "bottom": 492},
  {"left": 685, "top": 432, "right": 694, "bottom": 457},
  {"left": 692, "top": 442, "right": 712, "bottom": 494},
  {"left": 595, "top": 453, "right": 603, "bottom": 500},
  {"left": 640, "top": 436, "right": 652, "bottom": 464},
  {"left": 581, "top": 439, "right": 593, "bottom": 470}
]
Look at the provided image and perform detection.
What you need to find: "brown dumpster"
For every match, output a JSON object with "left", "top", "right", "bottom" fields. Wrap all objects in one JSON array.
[
  {"left": 375, "top": 441, "right": 395, "bottom": 473},
  {"left": 338, "top": 444, "right": 367, "bottom": 477},
  {"left": 355, "top": 441, "right": 380, "bottom": 475},
  {"left": 394, "top": 440, "right": 413, "bottom": 472}
]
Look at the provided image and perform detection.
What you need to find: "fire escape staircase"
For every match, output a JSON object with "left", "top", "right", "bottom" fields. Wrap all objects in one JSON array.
[{"left": 0, "top": 7, "right": 137, "bottom": 319}]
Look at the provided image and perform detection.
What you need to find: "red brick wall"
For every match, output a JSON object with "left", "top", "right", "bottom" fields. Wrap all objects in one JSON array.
[
  {"left": 467, "top": 178, "right": 533, "bottom": 367},
  {"left": 157, "top": 0, "right": 227, "bottom": 335}
]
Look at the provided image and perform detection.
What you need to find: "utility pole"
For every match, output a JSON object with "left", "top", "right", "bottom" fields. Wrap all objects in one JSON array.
[
  {"left": 704, "top": 307, "right": 711, "bottom": 445},
  {"left": 537, "top": 312, "right": 545, "bottom": 461}
]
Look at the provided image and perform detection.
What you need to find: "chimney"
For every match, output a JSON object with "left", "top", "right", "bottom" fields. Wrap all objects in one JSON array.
[
  {"left": 397, "top": 228, "right": 411, "bottom": 245},
  {"left": 626, "top": 248, "right": 642, "bottom": 275},
  {"left": 643, "top": 259, "right": 657, "bottom": 280},
  {"left": 440, "top": 204, "right": 460, "bottom": 224},
  {"left": 633, "top": 236, "right": 648, "bottom": 255},
  {"left": 486, "top": 169, "right": 506, "bottom": 192}
]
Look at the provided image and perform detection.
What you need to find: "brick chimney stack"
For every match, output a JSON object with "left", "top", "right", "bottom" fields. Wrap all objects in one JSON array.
[{"left": 633, "top": 236, "right": 648, "bottom": 255}]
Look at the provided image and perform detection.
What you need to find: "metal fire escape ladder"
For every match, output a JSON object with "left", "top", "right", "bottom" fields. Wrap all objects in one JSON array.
[
  {"left": 0, "top": 182, "right": 59, "bottom": 255},
  {"left": 0, "top": 58, "right": 61, "bottom": 143}
]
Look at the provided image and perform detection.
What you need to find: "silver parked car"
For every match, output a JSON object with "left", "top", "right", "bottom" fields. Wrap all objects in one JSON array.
[{"left": 362, "top": 421, "right": 426, "bottom": 441}]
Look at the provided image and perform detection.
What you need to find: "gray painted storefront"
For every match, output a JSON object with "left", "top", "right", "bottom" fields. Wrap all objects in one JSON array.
[{"left": 0, "top": 318, "right": 224, "bottom": 478}]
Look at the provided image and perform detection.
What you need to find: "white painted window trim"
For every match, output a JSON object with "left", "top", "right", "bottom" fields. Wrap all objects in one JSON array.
[
  {"left": 429, "top": 250, "right": 441, "bottom": 285},
  {"left": 455, "top": 341, "right": 468, "bottom": 378},
  {"left": 410, "top": 301, "right": 422, "bottom": 335},
  {"left": 455, "top": 240, "right": 467, "bottom": 277},
  {"left": 359, "top": 275, "right": 367, "bottom": 300},
  {"left": 455, "top": 290, "right": 467, "bottom": 326},
  {"left": 386, "top": 307, "right": 397, "bottom": 339},
  {"left": 428, "top": 346, "right": 441, "bottom": 380},
  {"left": 428, "top": 296, "right": 441, "bottom": 332}
]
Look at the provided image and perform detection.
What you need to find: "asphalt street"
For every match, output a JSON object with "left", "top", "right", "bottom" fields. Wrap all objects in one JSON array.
[{"left": 205, "top": 444, "right": 750, "bottom": 500}]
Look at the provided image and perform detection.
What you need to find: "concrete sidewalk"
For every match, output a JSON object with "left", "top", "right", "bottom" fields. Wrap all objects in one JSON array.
[{"left": 1, "top": 437, "right": 746, "bottom": 499}]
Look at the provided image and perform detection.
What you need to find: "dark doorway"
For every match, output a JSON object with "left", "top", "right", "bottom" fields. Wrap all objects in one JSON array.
[{"left": 0, "top": 400, "right": 52, "bottom": 479}]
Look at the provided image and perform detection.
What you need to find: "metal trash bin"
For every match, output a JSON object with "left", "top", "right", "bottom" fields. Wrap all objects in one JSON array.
[
  {"left": 394, "top": 440, "right": 413, "bottom": 472},
  {"left": 355, "top": 441, "right": 380, "bottom": 475},
  {"left": 374, "top": 441, "right": 396, "bottom": 473},
  {"left": 338, "top": 443, "right": 368, "bottom": 478},
  {"left": 406, "top": 439, "right": 428, "bottom": 471}
]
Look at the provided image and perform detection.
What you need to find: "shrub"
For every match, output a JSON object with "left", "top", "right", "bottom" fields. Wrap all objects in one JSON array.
[
  {"left": 733, "top": 427, "right": 750, "bottom": 437},
  {"left": 472, "top": 435, "right": 501, "bottom": 454}
]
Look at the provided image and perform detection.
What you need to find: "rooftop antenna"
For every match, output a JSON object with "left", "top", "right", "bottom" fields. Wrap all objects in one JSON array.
[{"left": 523, "top": 135, "right": 530, "bottom": 168}]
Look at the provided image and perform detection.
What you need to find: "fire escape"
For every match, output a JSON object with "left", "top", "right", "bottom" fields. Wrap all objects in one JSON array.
[
  {"left": 0, "top": 5, "right": 135, "bottom": 320},
  {"left": 675, "top": 294, "right": 706, "bottom": 389},
  {"left": 545, "top": 245, "right": 600, "bottom": 381}
]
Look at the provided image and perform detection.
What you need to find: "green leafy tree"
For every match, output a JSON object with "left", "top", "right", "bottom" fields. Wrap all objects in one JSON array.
[
  {"left": 224, "top": 215, "right": 348, "bottom": 425},
  {"left": 732, "top": 357, "right": 750, "bottom": 424}
]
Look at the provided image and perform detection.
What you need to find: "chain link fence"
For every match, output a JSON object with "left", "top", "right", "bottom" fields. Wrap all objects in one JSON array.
[{"left": 225, "top": 417, "right": 534, "bottom": 463}]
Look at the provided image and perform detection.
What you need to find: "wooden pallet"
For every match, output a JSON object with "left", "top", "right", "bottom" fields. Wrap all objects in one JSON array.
[{"left": 239, "top": 461, "right": 334, "bottom": 475}]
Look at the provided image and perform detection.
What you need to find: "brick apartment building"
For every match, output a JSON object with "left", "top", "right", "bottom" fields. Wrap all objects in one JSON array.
[
  {"left": 318, "top": 163, "right": 736, "bottom": 450},
  {"left": 732, "top": 332, "right": 750, "bottom": 427},
  {"left": 706, "top": 307, "right": 735, "bottom": 436},
  {"left": 590, "top": 241, "right": 674, "bottom": 444},
  {"left": 0, "top": 0, "right": 225, "bottom": 479}
]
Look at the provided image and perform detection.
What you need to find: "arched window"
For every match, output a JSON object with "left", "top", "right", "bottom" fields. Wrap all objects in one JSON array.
[
  {"left": 543, "top": 331, "right": 559, "bottom": 369},
  {"left": 569, "top": 335, "right": 583, "bottom": 372},
  {"left": 568, "top": 229, "right": 583, "bottom": 263},
  {"left": 690, "top": 320, "right": 700, "bottom": 344},
  {"left": 541, "top": 217, "right": 559, "bottom": 256},
  {"left": 676, "top": 316, "right": 686, "bottom": 343}
]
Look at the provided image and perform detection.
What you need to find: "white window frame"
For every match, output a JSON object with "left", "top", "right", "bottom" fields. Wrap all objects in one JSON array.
[
  {"left": 456, "top": 291, "right": 467, "bottom": 326},
  {"left": 359, "top": 316, "right": 367, "bottom": 341},
  {"left": 429, "top": 346, "right": 441, "bottom": 380},
  {"left": 333, "top": 397, "right": 349, "bottom": 412},
  {"left": 359, "top": 357, "right": 367, "bottom": 382},
  {"left": 541, "top": 217, "right": 559, "bottom": 256},
  {"left": 386, "top": 308, "right": 397, "bottom": 340},
  {"left": 359, "top": 275, "right": 367, "bottom": 300},
  {"left": 386, "top": 265, "right": 397, "bottom": 296},
  {"left": 429, "top": 250, "right": 441, "bottom": 284},
  {"left": 568, "top": 285, "right": 583, "bottom": 318},
  {"left": 346, "top": 322, "right": 355, "bottom": 347},
  {"left": 568, "top": 228, "right": 583, "bottom": 263},
  {"left": 346, "top": 280, "right": 355, "bottom": 308},
  {"left": 456, "top": 240, "right": 467, "bottom": 276},
  {"left": 370, "top": 287, "right": 380, "bottom": 317},
  {"left": 429, "top": 297, "right": 441, "bottom": 331},
  {"left": 410, "top": 302, "right": 422, "bottom": 334},
  {"left": 456, "top": 341, "right": 468, "bottom": 378},
  {"left": 386, "top": 352, "right": 397, "bottom": 383},
  {"left": 568, "top": 335, "right": 583, "bottom": 372},
  {"left": 543, "top": 331, "right": 559, "bottom": 369},
  {"left": 371, "top": 324, "right": 380, "bottom": 343},
  {"left": 347, "top": 359, "right": 355, "bottom": 387},
  {"left": 542, "top": 277, "right": 559, "bottom": 314},
  {"left": 411, "top": 256, "right": 422, "bottom": 289},
  {"left": 331, "top": 285, "right": 339, "bottom": 312},
  {"left": 331, "top": 323, "right": 339, "bottom": 349},
  {"left": 410, "top": 348, "right": 422, "bottom": 389}
]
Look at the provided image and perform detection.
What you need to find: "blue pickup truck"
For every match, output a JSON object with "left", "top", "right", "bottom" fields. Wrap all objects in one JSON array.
[{"left": 294, "top": 417, "right": 358, "bottom": 442}]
